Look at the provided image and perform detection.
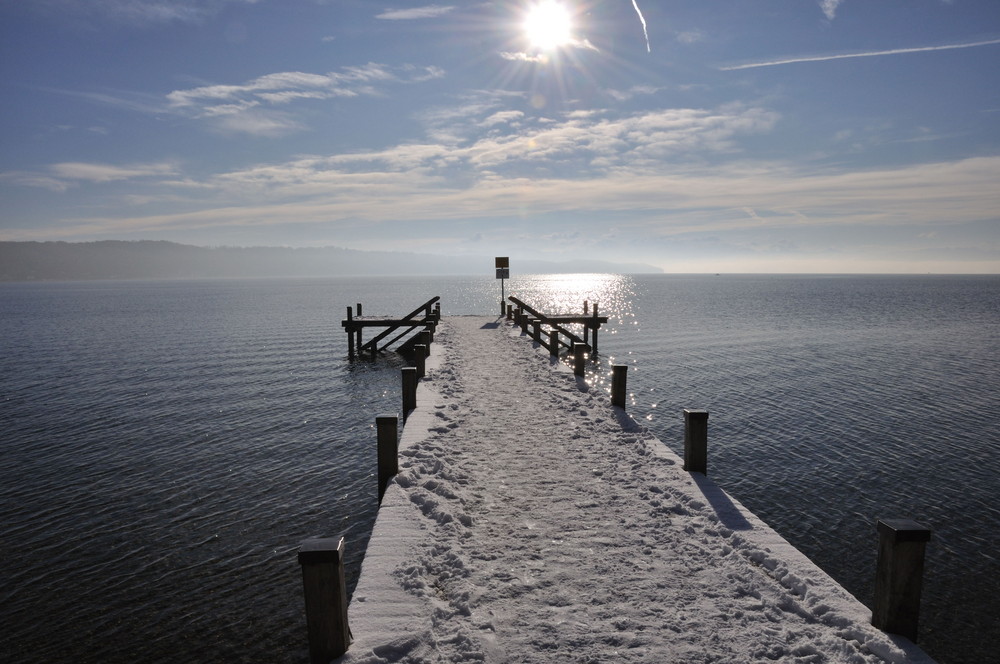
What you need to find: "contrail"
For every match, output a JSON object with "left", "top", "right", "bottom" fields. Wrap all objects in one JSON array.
[
  {"left": 720, "top": 38, "right": 1000, "bottom": 70},
  {"left": 630, "top": 0, "right": 650, "bottom": 53}
]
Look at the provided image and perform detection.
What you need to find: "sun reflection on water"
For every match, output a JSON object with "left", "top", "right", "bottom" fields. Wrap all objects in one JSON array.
[
  {"left": 505, "top": 272, "right": 640, "bottom": 401},
  {"left": 506, "top": 272, "right": 636, "bottom": 320}
]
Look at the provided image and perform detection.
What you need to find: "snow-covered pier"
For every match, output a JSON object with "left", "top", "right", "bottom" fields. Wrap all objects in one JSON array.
[{"left": 322, "top": 316, "right": 936, "bottom": 663}]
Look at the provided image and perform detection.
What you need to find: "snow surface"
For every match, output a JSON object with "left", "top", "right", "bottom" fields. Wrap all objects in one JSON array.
[{"left": 337, "top": 316, "right": 936, "bottom": 664}]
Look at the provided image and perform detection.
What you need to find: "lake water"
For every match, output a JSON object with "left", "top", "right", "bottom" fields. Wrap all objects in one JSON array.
[{"left": 1, "top": 274, "right": 997, "bottom": 664}]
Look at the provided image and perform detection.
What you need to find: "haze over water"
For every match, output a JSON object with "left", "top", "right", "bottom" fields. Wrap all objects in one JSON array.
[{"left": 1, "top": 274, "right": 996, "bottom": 663}]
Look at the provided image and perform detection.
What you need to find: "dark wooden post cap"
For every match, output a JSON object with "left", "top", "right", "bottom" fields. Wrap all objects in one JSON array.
[
  {"left": 877, "top": 519, "right": 932, "bottom": 543},
  {"left": 298, "top": 537, "right": 344, "bottom": 565}
]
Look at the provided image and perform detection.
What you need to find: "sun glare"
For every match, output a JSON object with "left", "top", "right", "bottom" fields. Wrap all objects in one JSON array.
[{"left": 523, "top": 1, "right": 573, "bottom": 51}]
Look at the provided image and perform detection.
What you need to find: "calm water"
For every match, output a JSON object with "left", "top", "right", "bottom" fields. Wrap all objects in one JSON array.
[{"left": 1, "top": 275, "right": 997, "bottom": 663}]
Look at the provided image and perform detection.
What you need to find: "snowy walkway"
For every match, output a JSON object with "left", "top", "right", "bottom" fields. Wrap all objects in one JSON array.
[{"left": 338, "top": 317, "right": 935, "bottom": 664}]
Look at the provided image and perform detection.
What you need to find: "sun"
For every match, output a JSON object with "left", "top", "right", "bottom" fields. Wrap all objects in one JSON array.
[{"left": 523, "top": 1, "right": 574, "bottom": 51}]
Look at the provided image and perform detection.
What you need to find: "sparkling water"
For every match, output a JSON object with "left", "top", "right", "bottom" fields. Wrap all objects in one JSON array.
[{"left": 1, "top": 274, "right": 996, "bottom": 663}]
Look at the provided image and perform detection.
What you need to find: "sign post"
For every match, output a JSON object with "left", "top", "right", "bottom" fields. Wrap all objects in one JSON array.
[{"left": 495, "top": 257, "right": 509, "bottom": 316}]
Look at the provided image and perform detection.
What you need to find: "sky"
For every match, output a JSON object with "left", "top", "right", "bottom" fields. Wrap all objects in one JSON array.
[{"left": 1, "top": 0, "right": 998, "bottom": 273}]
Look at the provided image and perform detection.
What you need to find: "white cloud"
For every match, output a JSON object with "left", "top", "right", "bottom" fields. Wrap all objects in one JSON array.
[
  {"left": 0, "top": 161, "right": 179, "bottom": 194},
  {"left": 480, "top": 111, "right": 525, "bottom": 128},
  {"left": 50, "top": 161, "right": 177, "bottom": 182},
  {"left": 0, "top": 172, "right": 71, "bottom": 192},
  {"left": 164, "top": 63, "right": 441, "bottom": 136},
  {"left": 500, "top": 52, "right": 547, "bottom": 63},
  {"left": 45, "top": 157, "right": 1000, "bottom": 250},
  {"left": 606, "top": 86, "right": 659, "bottom": 102},
  {"left": 819, "top": 0, "right": 843, "bottom": 21},
  {"left": 210, "top": 111, "right": 303, "bottom": 137},
  {"left": 676, "top": 30, "right": 704, "bottom": 44},
  {"left": 376, "top": 5, "right": 455, "bottom": 20},
  {"left": 721, "top": 38, "right": 1000, "bottom": 70}
]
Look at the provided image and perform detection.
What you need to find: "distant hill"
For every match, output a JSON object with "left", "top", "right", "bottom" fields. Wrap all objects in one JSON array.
[{"left": 0, "top": 241, "right": 662, "bottom": 281}]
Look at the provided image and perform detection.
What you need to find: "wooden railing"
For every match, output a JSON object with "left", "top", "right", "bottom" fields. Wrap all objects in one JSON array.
[
  {"left": 507, "top": 295, "right": 609, "bottom": 355},
  {"left": 341, "top": 296, "right": 440, "bottom": 359}
]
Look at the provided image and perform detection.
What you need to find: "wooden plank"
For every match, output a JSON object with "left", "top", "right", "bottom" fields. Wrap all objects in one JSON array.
[
  {"left": 343, "top": 319, "right": 436, "bottom": 328},
  {"left": 545, "top": 316, "right": 610, "bottom": 324}
]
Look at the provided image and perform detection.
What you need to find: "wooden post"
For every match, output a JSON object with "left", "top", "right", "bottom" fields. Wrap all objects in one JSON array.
[
  {"left": 873, "top": 519, "right": 932, "bottom": 641},
  {"left": 346, "top": 306, "right": 355, "bottom": 359},
  {"left": 402, "top": 367, "right": 417, "bottom": 419},
  {"left": 583, "top": 300, "right": 589, "bottom": 314},
  {"left": 376, "top": 414, "right": 398, "bottom": 503},
  {"left": 414, "top": 344, "right": 427, "bottom": 379},
  {"left": 592, "top": 303, "right": 600, "bottom": 355},
  {"left": 549, "top": 329, "right": 559, "bottom": 357},
  {"left": 683, "top": 409, "right": 709, "bottom": 474},
  {"left": 298, "top": 537, "right": 351, "bottom": 663},
  {"left": 573, "top": 342, "right": 589, "bottom": 377},
  {"left": 611, "top": 365, "right": 627, "bottom": 409},
  {"left": 357, "top": 303, "right": 363, "bottom": 316},
  {"left": 506, "top": 304, "right": 513, "bottom": 320},
  {"left": 531, "top": 319, "right": 541, "bottom": 343}
]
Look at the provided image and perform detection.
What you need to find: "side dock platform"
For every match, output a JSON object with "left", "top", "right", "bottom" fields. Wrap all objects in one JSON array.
[{"left": 327, "top": 316, "right": 937, "bottom": 663}]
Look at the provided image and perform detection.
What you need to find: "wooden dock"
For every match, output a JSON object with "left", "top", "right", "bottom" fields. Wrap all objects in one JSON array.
[
  {"left": 507, "top": 295, "right": 609, "bottom": 354},
  {"left": 342, "top": 296, "right": 440, "bottom": 360}
]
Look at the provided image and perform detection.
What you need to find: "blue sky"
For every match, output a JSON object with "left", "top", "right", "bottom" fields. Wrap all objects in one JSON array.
[{"left": 1, "top": 0, "right": 998, "bottom": 272}]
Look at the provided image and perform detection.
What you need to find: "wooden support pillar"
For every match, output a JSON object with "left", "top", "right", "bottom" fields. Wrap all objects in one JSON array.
[
  {"left": 356, "top": 303, "right": 363, "bottom": 316},
  {"left": 611, "top": 365, "right": 628, "bottom": 409},
  {"left": 346, "top": 307, "right": 355, "bottom": 359},
  {"left": 592, "top": 303, "right": 600, "bottom": 355},
  {"left": 376, "top": 414, "right": 398, "bottom": 504},
  {"left": 402, "top": 367, "right": 417, "bottom": 419},
  {"left": 873, "top": 519, "right": 932, "bottom": 642},
  {"left": 298, "top": 537, "right": 351, "bottom": 663},
  {"left": 506, "top": 304, "right": 513, "bottom": 320},
  {"left": 549, "top": 329, "right": 559, "bottom": 357},
  {"left": 531, "top": 319, "right": 541, "bottom": 343},
  {"left": 573, "top": 342, "right": 590, "bottom": 377},
  {"left": 414, "top": 344, "right": 427, "bottom": 379},
  {"left": 683, "top": 409, "right": 709, "bottom": 474}
]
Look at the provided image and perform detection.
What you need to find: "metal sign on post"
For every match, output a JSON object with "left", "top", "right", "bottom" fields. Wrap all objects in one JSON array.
[{"left": 495, "top": 257, "right": 509, "bottom": 315}]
